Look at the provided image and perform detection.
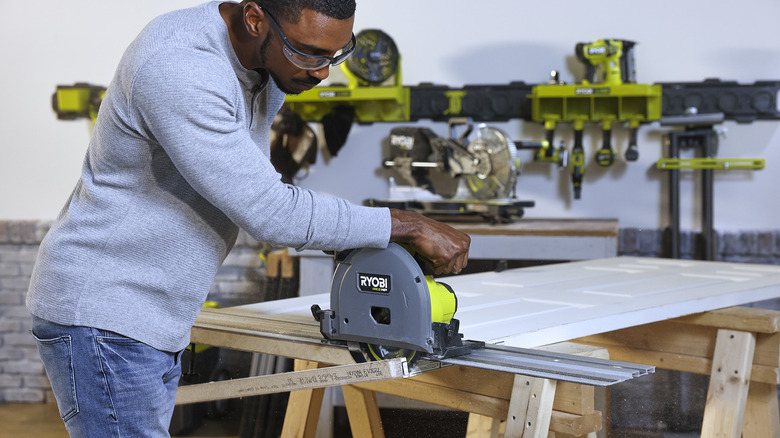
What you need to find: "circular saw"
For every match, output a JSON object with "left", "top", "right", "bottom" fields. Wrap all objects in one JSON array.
[{"left": 311, "top": 243, "right": 480, "bottom": 363}]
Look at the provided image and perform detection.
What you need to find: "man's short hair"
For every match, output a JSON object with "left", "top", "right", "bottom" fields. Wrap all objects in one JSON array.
[{"left": 244, "top": 0, "right": 356, "bottom": 23}]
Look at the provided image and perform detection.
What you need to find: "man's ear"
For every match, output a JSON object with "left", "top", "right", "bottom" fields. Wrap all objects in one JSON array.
[{"left": 243, "top": 2, "right": 265, "bottom": 37}]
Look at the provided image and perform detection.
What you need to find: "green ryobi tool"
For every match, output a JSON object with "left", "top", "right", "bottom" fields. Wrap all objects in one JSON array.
[{"left": 312, "top": 243, "right": 480, "bottom": 363}]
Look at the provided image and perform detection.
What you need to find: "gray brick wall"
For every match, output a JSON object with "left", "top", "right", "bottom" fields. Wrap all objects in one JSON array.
[
  {"left": 0, "top": 221, "right": 50, "bottom": 403},
  {"left": 618, "top": 228, "right": 780, "bottom": 264},
  {"left": 2, "top": 221, "right": 779, "bottom": 405},
  {"left": 0, "top": 220, "right": 269, "bottom": 403}
]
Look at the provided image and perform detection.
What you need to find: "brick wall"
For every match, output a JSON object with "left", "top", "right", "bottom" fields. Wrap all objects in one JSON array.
[
  {"left": 0, "top": 221, "right": 49, "bottom": 402},
  {"left": 619, "top": 228, "right": 780, "bottom": 264},
  {"left": 0, "top": 220, "right": 269, "bottom": 403},
  {"left": 1, "top": 221, "right": 779, "bottom": 404}
]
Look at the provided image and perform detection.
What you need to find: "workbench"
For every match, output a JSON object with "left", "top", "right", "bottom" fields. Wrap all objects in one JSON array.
[
  {"left": 575, "top": 306, "right": 780, "bottom": 437},
  {"left": 182, "top": 257, "right": 780, "bottom": 437},
  {"left": 448, "top": 218, "right": 619, "bottom": 261},
  {"left": 184, "top": 304, "right": 610, "bottom": 437}
]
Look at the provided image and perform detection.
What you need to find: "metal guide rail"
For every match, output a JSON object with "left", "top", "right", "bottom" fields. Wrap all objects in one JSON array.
[
  {"left": 433, "top": 344, "right": 654, "bottom": 387},
  {"left": 175, "top": 342, "right": 654, "bottom": 405}
]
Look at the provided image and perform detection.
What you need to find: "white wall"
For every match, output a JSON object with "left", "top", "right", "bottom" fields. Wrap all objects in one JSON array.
[{"left": 2, "top": 0, "right": 779, "bottom": 232}]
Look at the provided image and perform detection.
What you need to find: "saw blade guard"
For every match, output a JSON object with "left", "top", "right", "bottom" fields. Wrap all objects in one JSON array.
[
  {"left": 321, "top": 243, "right": 457, "bottom": 354},
  {"left": 465, "top": 124, "right": 520, "bottom": 200},
  {"left": 427, "top": 276, "right": 456, "bottom": 324}
]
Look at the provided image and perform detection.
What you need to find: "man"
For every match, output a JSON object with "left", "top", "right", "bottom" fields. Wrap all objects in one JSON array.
[{"left": 27, "top": 0, "right": 470, "bottom": 436}]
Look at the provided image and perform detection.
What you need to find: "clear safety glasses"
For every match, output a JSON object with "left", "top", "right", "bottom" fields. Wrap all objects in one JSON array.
[{"left": 263, "top": 10, "right": 356, "bottom": 71}]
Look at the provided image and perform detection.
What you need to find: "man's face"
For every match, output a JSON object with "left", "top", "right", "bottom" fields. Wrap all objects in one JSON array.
[{"left": 259, "top": 8, "right": 354, "bottom": 95}]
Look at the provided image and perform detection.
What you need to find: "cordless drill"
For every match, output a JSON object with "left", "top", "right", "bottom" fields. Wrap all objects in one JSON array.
[{"left": 575, "top": 39, "right": 636, "bottom": 85}]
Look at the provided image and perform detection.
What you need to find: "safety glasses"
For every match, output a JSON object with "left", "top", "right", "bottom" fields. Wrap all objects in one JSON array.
[{"left": 263, "top": 10, "right": 356, "bottom": 71}]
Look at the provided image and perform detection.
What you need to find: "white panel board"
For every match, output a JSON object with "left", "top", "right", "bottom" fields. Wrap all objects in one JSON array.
[{"left": 230, "top": 257, "right": 780, "bottom": 349}]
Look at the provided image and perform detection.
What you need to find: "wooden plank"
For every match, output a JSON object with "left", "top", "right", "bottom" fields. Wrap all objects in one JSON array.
[
  {"left": 281, "top": 360, "right": 326, "bottom": 438},
  {"left": 390, "top": 365, "right": 594, "bottom": 416},
  {"left": 575, "top": 344, "right": 780, "bottom": 385},
  {"left": 574, "top": 321, "right": 780, "bottom": 368},
  {"left": 342, "top": 385, "right": 385, "bottom": 438},
  {"left": 465, "top": 413, "right": 501, "bottom": 438},
  {"left": 267, "top": 249, "right": 283, "bottom": 278},
  {"left": 548, "top": 411, "right": 602, "bottom": 437},
  {"left": 743, "top": 382, "right": 780, "bottom": 438},
  {"left": 504, "top": 376, "right": 557, "bottom": 438},
  {"left": 700, "top": 330, "right": 756, "bottom": 437},
  {"left": 450, "top": 219, "right": 619, "bottom": 237},
  {"left": 190, "top": 326, "right": 356, "bottom": 365},
  {"left": 354, "top": 377, "right": 508, "bottom": 418},
  {"left": 676, "top": 306, "right": 780, "bottom": 333},
  {"left": 352, "top": 378, "right": 603, "bottom": 436},
  {"left": 175, "top": 358, "right": 408, "bottom": 405}
]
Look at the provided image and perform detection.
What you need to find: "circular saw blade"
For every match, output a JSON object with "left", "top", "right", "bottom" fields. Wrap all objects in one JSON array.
[
  {"left": 346, "top": 29, "right": 399, "bottom": 85},
  {"left": 365, "top": 343, "right": 420, "bottom": 364},
  {"left": 464, "top": 125, "right": 519, "bottom": 200}
]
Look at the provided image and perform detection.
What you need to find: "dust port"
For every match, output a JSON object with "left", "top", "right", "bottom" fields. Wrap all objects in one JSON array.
[{"left": 371, "top": 306, "right": 391, "bottom": 325}]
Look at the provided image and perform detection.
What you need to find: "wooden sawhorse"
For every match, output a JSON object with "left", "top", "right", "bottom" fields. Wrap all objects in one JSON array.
[
  {"left": 280, "top": 342, "right": 607, "bottom": 438},
  {"left": 575, "top": 306, "right": 780, "bottom": 437}
]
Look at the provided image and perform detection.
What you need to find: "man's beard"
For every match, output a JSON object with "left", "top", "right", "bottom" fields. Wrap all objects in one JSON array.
[{"left": 259, "top": 35, "right": 321, "bottom": 95}]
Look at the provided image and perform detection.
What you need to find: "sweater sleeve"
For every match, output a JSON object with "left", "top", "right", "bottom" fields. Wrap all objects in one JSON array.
[{"left": 128, "top": 48, "right": 390, "bottom": 251}]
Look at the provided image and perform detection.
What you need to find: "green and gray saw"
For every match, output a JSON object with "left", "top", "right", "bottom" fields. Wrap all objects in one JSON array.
[
  {"left": 312, "top": 243, "right": 478, "bottom": 363},
  {"left": 311, "top": 243, "right": 655, "bottom": 386}
]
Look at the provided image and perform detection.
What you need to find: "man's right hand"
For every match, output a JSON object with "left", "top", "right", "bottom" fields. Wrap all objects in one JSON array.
[{"left": 388, "top": 208, "right": 471, "bottom": 275}]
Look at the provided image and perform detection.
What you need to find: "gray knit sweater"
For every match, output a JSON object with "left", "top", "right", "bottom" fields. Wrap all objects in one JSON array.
[{"left": 27, "top": 1, "right": 390, "bottom": 352}]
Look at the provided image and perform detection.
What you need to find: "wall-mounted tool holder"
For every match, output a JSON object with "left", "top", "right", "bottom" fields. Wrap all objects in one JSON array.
[{"left": 657, "top": 115, "right": 765, "bottom": 260}]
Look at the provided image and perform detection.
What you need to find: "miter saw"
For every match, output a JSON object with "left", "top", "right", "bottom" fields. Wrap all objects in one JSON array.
[
  {"left": 311, "top": 243, "right": 481, "bottom": 363},
  {"left": 368, "top": 118, "right": 533, "bottom": 223},
  {"left": 382, "top": 118, "right": 519, "bottom": 200}
]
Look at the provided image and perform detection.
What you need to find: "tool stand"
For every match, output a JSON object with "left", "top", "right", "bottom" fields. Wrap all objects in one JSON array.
[
  {"left": 663, "top": 125, "right": 719, "bottom": 260},
  {"left": 659, "top": 118, "right": 764, "bottom": 261},
  {"left": 577, "top": 306, "right": 780, "bottom": 437},
  {"left": 279, "top": 342, "right": 608, "bottom": 438}
]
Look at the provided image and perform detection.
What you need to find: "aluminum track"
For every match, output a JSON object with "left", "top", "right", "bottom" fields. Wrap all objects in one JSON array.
[{"left": 428, "top": 343, "right": 654, "bottom": 387}]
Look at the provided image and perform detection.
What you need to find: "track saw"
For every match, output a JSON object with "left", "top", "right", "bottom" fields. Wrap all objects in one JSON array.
[
  {"left": 312, "top": 243, "right": 481, "bottom": 363},
  {"left": 312, "top": 244, "right": 656, "bottom": 386}
]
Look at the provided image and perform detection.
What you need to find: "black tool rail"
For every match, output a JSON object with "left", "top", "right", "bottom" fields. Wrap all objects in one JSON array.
[{"left": 407, "top": 78, "right": 780, "bottom": 123}]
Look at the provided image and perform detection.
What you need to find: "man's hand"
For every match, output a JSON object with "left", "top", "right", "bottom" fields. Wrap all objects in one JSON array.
[{"left": 389, "top": 208, "right": 471, "bottom": 275}]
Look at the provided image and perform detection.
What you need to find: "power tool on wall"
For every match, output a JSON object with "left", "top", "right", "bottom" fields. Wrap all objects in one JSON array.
[
  {"left": 531, "top": 38, "right": 661, "bottom": 199},
  {"left": 576, "top": 39, "right": 641, "bottom": 166},
  {"left": 575, "top": 39, "right": 637, "bottom": 86},
  {"left": 369, "top": 118, "right": 534, "bottom": 223}
]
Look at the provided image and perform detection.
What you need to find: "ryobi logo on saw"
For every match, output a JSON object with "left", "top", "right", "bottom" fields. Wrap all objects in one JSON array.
[
  {"left": 358, "top": 273, "right": 390, "bottom": 293},
  {"left": 390, "top": 135, "right": 414, "bottom": 150}
]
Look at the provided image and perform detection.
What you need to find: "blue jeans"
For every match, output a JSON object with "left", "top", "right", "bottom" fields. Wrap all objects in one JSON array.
[{"left": 31, "top": 315, "right": 183, "bottom": 437}]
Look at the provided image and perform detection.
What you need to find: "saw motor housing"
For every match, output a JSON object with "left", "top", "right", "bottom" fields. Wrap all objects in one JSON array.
[{"left": 313, "top": 243, "right": 469, "bottom": 359}]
